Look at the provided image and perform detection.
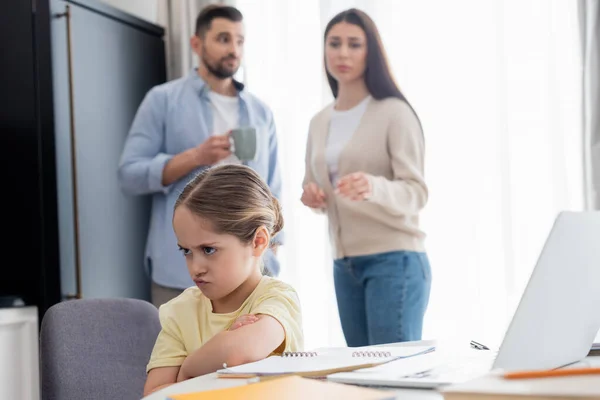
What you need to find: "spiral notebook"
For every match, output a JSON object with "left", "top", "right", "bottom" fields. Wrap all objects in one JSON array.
[{"left": 216, "top": 345, "right": 435, "bottom": 379}]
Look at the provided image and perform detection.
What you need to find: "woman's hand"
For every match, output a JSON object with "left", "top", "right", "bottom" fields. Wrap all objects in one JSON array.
[
  {"left": 229, "top": 314, "right": 258, "bottom": 331},
  {"left": 336, "top": 172, "right": 372, "bottom": 201},
  {"left": 301, "top": 182, "right": 326, "bottom": 208}
]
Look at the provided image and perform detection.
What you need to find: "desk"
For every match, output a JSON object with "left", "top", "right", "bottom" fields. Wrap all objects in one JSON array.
[
  {"left": 142, "top": 372, "right": 442, "bottom": 400},
  {"left": 141, "top": 341, "right": 600, "bottom": 400},
  {"left": 142, "top": 340, "right": 443, "bottom": 400}
]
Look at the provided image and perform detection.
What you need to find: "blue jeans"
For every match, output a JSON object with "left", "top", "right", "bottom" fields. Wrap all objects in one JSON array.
[{"left": 334, "top": 251, "right": 432, "bottom": 346}]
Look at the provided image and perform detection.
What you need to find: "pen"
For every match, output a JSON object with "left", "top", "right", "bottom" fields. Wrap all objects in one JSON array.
[
  {"left": 503, "top": 367, "right": 600, "bottom": 380},
  {"left": 470, "top": 340, "right": 490, "bottom": 350}
]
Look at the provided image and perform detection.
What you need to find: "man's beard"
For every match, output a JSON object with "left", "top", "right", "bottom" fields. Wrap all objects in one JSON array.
[{"left": 202, "top": 51, "right": 238, "bottom": 80}]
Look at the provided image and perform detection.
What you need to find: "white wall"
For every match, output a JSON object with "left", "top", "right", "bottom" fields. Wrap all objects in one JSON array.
[{"left": 0, "top": 307, "right": 39, "bottom": 400}]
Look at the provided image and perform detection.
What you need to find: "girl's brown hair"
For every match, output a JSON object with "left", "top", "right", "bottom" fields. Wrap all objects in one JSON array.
[{"left": 174, "top": 165, "right": 283, "bottom": 245}]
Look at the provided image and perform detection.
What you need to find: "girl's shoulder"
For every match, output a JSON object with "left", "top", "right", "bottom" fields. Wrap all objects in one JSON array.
[
  {"left": 157, "top": 286, "right": 206, "bottom": 319},
  {"left": 258, "top": 276, "right": 297, "bottom": 292},
  {"left": 251, "top": 276, "right": 300, "bottom": 302}
]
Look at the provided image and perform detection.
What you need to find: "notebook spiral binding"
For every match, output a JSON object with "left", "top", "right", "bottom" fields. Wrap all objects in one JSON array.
[
  {"left": 282, "top": 351, "right": 319, "bottom": 357},
  {"left": 281, "top": 350, "right": 394, "bottom": 357},
  {"left": 351, "top": 350, "right": 392, "bottom": 357}
]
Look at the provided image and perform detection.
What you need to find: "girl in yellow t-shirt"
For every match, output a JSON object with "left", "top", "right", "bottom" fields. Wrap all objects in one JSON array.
[{"left": 144, "top": 165, "right": 304, "bottom": 396}]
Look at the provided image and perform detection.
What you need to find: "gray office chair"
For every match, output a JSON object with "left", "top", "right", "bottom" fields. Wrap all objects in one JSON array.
[{"left": 40, "top": 298, "right": 161, "bottom": 400}]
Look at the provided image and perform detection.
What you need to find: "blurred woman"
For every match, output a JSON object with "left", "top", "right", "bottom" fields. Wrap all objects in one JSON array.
[{"left": 301, "top": 8, "right": 431, "bottom": 346}]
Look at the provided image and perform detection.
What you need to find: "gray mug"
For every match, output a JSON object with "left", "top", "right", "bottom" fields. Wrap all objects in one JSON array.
[{"left": 230, "top": 127, "right": 257, "bottom": 161}]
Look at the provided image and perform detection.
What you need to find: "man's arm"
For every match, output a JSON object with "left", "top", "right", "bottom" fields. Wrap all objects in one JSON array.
[
  {"left": 176, "top": 315, "right": 284, "bottom": 381},
  {"left": 117, "top": 88, "right": 176, "bottom": 196},
  {"left": 161, "top": 135, "right": 232, "bottom": 186},
  {"left": 160, "top": 149, "right": 199, "bottom": 187},
  {"left": 118, "top": 89, "right": 232, "bottom": 195}
]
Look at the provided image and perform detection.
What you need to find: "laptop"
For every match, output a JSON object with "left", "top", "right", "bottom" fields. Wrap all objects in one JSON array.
[{"left": 328, "top": 211, "right": 600, "bottom": 388}]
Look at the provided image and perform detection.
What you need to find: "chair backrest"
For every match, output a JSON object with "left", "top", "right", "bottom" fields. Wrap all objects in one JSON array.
[{"left": 40, "top": 298, "right": 160, "bottom": 400}]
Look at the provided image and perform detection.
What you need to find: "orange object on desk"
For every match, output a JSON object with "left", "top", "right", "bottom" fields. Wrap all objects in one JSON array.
[
  {"left": 167, "top": 375, "right": 394, "bottom": 400},
  {"left": 503, "top": 367, "right": 600, "bottom": 380}
]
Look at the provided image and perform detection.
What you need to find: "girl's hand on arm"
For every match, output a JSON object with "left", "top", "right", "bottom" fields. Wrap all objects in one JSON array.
[
  {"left": 177, "top": 315, "right": 285, "bottom": 381},
  {"left": 229, "top": 314, "right": 258, "bottom": 331}
]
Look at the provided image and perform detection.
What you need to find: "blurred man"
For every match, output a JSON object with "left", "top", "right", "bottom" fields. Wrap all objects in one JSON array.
[{"left": 118, "top": 5, "right": 284, "bottom": 307}]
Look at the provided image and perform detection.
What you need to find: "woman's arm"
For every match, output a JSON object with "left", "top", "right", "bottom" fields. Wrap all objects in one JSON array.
[
  {"left": 302, "top": 127, "right": 327, "bottom": 213},
  {"left": 339, "top": 101, "right": 427, "bottom": 214},
  {"left": 143, "top": 366, "right": 180, "bottom": 396},
  {"left": 176, "top": 314, "right": 285, "bottom": 381}
]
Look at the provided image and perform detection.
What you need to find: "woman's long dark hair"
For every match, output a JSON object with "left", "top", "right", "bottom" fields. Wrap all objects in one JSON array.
[{"left": 324, "top": 9, "right": 422, "bottom": 128}]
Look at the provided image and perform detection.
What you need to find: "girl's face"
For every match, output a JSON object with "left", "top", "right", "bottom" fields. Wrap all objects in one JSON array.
[
  {"left": 325, "top": 22, "right": 368, "bottom": 85},
  {"left": 173, "top": 206, "right": 266, "bottom": 307}
]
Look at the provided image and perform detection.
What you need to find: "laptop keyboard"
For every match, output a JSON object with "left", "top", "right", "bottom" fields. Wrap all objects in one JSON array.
[{"left": 403, "top": 350, "right": 497, "bottom": 385}]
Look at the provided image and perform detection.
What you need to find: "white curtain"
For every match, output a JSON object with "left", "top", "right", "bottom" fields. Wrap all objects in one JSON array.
[
  {"left": 579, "top": 0, "right": 600, "bottom": 345},
  {"left": 580, "top": 0, "right": 600, "bottom": 211},
  {"left": 234, "top": 0, "right": 346, "bottom": 349},
  {"left": 235, "top": 0, "right": 585, "bottom": 351}
]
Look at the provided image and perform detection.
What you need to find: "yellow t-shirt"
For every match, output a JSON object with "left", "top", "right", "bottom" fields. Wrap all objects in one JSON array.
[{"left": 146, "top": 276, "right": 303, "bottom": 373}]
